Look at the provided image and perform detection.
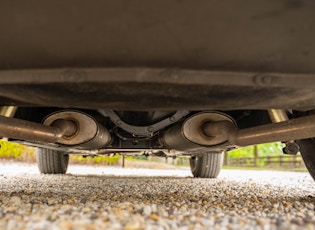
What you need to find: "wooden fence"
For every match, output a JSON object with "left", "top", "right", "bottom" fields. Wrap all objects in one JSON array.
[
  {"left": 148, "top": 153, "right": 306, "bottom": 169},
  {"left": 224, "top": 154, "right": 305, "bottom": 168}
]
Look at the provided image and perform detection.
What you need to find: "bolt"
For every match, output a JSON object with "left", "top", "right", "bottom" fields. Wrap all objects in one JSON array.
[
  {"left": 115, "top": 119, "right": 122, "bottom": 126},
  {"left": 283, "top": 142, "right": 300, "bottom": 155},
  {"left": 170, "top": 116, "right": 176, "bottom": 122},
  {"left": 254, "top": 74, "right": 277, "bottom": 86}
]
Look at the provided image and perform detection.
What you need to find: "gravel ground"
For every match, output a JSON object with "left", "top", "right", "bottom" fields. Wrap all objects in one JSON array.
[{"left": 0, "top": 161, "right": 314, "bottom": 230}]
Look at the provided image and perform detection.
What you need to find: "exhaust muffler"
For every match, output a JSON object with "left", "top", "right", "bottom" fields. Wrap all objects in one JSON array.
[
  {"left": 0, "top": 110, "right": 112, "bottom": 149},
  {"left": 161, "top": 112, "right": 315, "bottom": 151},
  {"left": 160, "top": 112, "right": 236, "bottom": 151}
]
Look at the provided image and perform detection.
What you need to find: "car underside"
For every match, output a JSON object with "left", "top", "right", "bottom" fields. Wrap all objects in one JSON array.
[{"left": 1, "top": 0, "right": 315, "bottom": 179}]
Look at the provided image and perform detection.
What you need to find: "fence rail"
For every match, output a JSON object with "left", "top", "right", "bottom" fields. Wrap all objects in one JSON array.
[{"left": 224, "top": 154, "right": 305, "bottom": 168}]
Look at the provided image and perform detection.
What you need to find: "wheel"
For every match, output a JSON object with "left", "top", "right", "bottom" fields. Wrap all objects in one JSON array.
[
  {"left": 36, "top": 148, "right": 69, "bottom": 174},
  {"left": 190, "top": 152, "right": 223, "bottom": 178},
  {"left": 297, "top": 138, "right": 315, "bottom": 181}
]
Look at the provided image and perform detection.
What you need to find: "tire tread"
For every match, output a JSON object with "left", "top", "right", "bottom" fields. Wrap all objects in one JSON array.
[
  {"left": 190, "top": 152, "right": 223, "bottom": 178},
  {"left": 36, "top": 148, "right": 69, "bottom": 174}
]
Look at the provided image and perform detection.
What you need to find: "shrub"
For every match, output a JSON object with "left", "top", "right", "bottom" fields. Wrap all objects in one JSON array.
[
  {"left": 0, "top": 140, "right": 121, "bottom": 165},
  {"left": 69, "top": 155, "right": 121, "bottom": 165},
  {"left": 0, "top": 140, "right": 36, "bottom": 162}
]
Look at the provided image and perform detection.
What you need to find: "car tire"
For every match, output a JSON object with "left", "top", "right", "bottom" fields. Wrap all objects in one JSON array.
[
  {"left": 190, "top": 152, "right": 223, "bottom": 178},
  {"left": 36, "top": 148, "right": 69, "bottom": 174},
  {"left": 297, "top": 138, "right": 315, "bottom": 181}
]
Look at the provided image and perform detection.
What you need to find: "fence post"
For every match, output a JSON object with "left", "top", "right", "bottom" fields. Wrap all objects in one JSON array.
[
  {"left": 122, "top": 155, "right": 125, "bottom": 168},
  {"left": 279, "top": 155, "right": 283, "bottom": 167},
  {"left": 253, "top": 145, "right": 258, "bottom": 167}
]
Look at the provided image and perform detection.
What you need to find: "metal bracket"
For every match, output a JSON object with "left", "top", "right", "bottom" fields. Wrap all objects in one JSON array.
[
  {"left": 268, "top": 109, "right": 300, "bottom": 155},
  {"left": 98, "top": 110, "right": 190, "bottom": 137}
]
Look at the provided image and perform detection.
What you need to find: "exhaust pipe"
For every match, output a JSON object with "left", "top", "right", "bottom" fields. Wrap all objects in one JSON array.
[
  {"left": 203, "top": 114, "right": 315, "bottom": 146},
  {"left": 0, "top": 111, "right": 112, "bottom": 149},
  {"left": 161, "top": 112, "right": 315, "bottom": 151},
  {"left": 0, "top": 116, "right": 77, "bottom": 143}
]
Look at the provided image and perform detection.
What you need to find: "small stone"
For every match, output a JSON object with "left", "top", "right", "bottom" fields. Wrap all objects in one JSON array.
[
  {"left": 273, "top": 203, "right": 280, "bottom": 209},
  {"left": 82, "top": 207, "right": 91, "bottom": 213},
  {"left": 10, "top": 196, "right": 21, "bottom": 206},
  {"left": 80, "top": 198, "right": 87, "bottom": 204},
  {"left": 59, "top": 220, "right": 74, "bottom": 230},
  {"left": 0, "top": 161, "right": 314, "bottom": 230},
  {"left": 283, "top": 202, "right": 291, "bottom": 207},
  {"left": 124, "top": 222, "right": 142, "bottom": 230},
  {"left": 143, "top": 205, "right": 152, "bottom": 216},
  {"left": 47, "top": 212, "right": 58, "bottom": 221},
  {"left": 151, "top": 204, "right": 157, "bottom": 213},
  {"left": 150, "top": 214, "right": 160, "bottom": 221},
  {"left": 306, "top": 203, "right": 314, "bottom": 210}
]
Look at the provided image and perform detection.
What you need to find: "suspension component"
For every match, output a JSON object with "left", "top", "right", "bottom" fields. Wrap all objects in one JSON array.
[{"left": 268, "top": 109, "right": 299, "bottom": 155}]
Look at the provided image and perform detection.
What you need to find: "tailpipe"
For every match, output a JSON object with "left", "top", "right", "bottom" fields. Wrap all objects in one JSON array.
[
  {"left": 0, "top": 110, "right": 112, "bottom": 149},
  {"left": 203, "top": 114, "right": 315, "bottom": 146},
  {"left": 161, "top": 112, "right": 315, "bottom": 151}
]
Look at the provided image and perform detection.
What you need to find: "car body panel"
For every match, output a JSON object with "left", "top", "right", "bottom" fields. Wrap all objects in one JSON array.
[
  {"left": 0, "top": 68, "right": 315, "bottom": 110},
  {"left": 1, "top": 1, "right": 315, "bottom": 110},
  {"left": 0, "top": 0, "right": 315, "bottom": 74}
]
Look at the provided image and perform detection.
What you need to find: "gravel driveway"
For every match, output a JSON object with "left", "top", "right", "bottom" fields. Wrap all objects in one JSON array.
[{"left": 0, "top": 161, "right": 314, "bottom": 230}]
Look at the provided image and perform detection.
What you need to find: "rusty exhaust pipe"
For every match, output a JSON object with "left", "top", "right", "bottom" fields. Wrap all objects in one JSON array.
[
  {"left": 161, "top": 112, "right": 236, "bottom": 151},
  {"left": 161, "top": 112, "right": 315, "bottom": 151},
  {"left": 203, "top": 114, "right": 315, "bottom": 146},
  {"left": 0, "top": 111, "right": 112, "bottom": 149},
  {"left": 0, "top": 116, "right": 77, "bottom": 143}
]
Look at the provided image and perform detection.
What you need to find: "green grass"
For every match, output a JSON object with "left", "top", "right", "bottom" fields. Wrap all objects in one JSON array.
[{"left": 228, "top": 142, "right": 284, "bottom": 158}]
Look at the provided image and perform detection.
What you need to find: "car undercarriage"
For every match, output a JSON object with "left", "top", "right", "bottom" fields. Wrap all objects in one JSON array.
[
  {"left": 1, "top": 82, "right": 315, "bottom": 178},
  {"left": 1, "top": 0, "right": 315, "bottom": 179}
]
